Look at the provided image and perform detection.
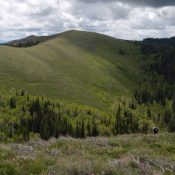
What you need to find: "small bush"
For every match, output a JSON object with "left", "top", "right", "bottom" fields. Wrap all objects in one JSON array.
[
  {"left": 0, "top": 150, "right": 10, "bottom": 160},
  {"left": 130, "top": 161, "right": 139, "bottom": 169},
  {"left": 21, "top": 160, "right": 46, "bottom": 175},
  {"left": 0, "top": 163, "right": 19, "bottom": 175},
  {"left": 108, "top": 147, "right": 128, "bottom": 158},
  {"left": 100, "top": 127, "right": 112, "bottom": 137},
  {"left": 108, "top": 140, "right": 120, "bottom": 147},
  {"left": 161, "top": 144, "right": 175, "bottom": 155}
]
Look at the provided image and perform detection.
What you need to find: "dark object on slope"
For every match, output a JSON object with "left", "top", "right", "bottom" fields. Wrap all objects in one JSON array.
[{"left": 152, "top": 127, "right": 159, "bottom": 134}]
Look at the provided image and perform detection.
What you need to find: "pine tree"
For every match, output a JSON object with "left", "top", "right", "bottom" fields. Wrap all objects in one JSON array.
[
  {"left": 157, "top": 113, "right": 160, "bottom": 122},
  {"left": 114, "top": 105, "right": 121, "bottom": 135},
  {"left": 54, "top": 117, "right": 60, "bottom": 138},
  {"left": 173, "top": 98, "right": 175, "bottom": 112},
  {"left": 168, "top": 113, "right": 175, "bottom": 132},
  {"left": 0, "top": 96, "right": 4, "bottom": 107},
  {"left": 75, "top": 122, "right": 80, "bottom": 138},
  {"left": 80, "top": 120, "right": 85, "bottom": 138},
  {"left": 87, "top": 120, "right": 91, "bottom": 136},
  {"left": 147, "top": 106, "right": 151, "bottom": 119},
  {"left": 21, "top": 90, "right": 25, "bottom": 96},
  {"left": 40, "top": 118, "right": 50, "bottom": 140},
  {"left": 92, "top": 122, "right": 98, "bottom": 137},
  {"left": 9, "top": 123, "right": 14, "bottom": 138},
  {"left": 10, "top": 97, "right": 16, "bottom": 108},
  {"left": 20, "top": 117, "right": 29, "bottom": 141}
]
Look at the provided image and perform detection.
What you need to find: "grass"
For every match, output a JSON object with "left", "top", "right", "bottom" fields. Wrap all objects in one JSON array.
[
  {"left": 0, "top": 30, "right": 141, "bottom": 109},
  {"left": 0, "top": 134, "right": 175, "bottom": 175}
]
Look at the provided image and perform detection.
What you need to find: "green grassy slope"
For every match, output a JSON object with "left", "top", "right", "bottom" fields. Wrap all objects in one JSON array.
[{"left": 0, "top": 30, "right": 141, "bottom": 109}]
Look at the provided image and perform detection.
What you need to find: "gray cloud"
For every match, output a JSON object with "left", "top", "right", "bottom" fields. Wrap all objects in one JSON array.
[
  {"left": 78, "top": 0, "right": 175, "bottom": 7},
  {"left": 29, "top": 6, "right": 57, "bottom": 17},
  {"left": 70, "top": 1, "right": 131, "bottom": 21},
  {"left": 0, "top": 0, "right": 175, "bottom": 41}
]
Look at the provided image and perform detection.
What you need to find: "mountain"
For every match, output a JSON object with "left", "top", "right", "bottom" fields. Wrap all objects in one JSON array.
[
  {"left": 0, "top": 30, "right": 141, "bottom": 109},
  {"left": 9, "top": 35, "right": 40, "bottom": 43},
  {"left": 8, "top": 33, "right": 62, "bottom": 47}
]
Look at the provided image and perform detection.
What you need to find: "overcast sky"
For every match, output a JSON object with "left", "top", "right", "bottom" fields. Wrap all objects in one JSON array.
[{"left": 1, "top": 0, "right": 175, "bottom": 41}]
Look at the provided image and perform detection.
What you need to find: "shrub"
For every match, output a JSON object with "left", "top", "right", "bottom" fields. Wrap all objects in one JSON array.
[
  {"left": 21, "top": 160, "right": 46, "bottom": 175},
  {"left": 100, "top": 127, "right": 112, "bottom": 137},
  {"left": 0, "top": 149, "right": 10, "bottom": 160},
  {"left": 108, "top": 147, "right": 128, "bottom": 158},
  {"left": 0, "top": 163, "right": 19, "bottom": 175}
]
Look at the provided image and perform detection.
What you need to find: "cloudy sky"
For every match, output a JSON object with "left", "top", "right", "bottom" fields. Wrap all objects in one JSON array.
[{"left": 1, "top": 0, "right": 175, "bottom": 41}]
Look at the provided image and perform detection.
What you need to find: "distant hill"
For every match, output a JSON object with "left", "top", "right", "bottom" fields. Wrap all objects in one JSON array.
[
  {"left": 0, "top": 30, "right": 141, "bottom": 109},
  {"left": 7, "top": 33, "right": 63, "bottom": 47}
]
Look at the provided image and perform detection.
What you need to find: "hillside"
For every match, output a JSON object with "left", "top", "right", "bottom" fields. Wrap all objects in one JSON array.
[{"left": 0, "top": 30, "right": 141, "bottom": 109}]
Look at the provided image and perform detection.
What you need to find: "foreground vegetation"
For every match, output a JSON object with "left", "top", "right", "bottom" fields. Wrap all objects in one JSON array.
[{"left": 0, "top": 134, "right": 174, "bottom": 175}]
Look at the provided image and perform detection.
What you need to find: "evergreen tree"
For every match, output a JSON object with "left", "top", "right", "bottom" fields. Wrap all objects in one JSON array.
[
  {"left": 173, "top": 98, "right": 175, "bottom": 112},
  {"left": 75, "top": 122, "right": 80, "bottom": 138},
  {"left": 80, "top": 120, "right": 85, "bottom": 138},
  {"left": 92, "top": 122, "right": 98, "bottom": 137},
  {"left": 21, "top": 90, "right": 25, "bottom": 96},
  {"left": 10, "top": 97, "right": 16, "bottom": 108},
  {"left": 147, "top": 106, "right": 151, "bottom": 119},
  {"left": 40, "top": 117, "right": 50, "bottom": 140},
  {"left": 87, "top": 120, "right": 91, "bottom": 137},
  {"left": 9, "top": 123, "right": 14, "bottom": 138}
]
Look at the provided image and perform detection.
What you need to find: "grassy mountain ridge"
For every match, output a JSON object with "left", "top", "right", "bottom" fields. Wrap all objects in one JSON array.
[
  {"left": 8, "top": 32, "right": 63, "bottom": 46},
  {"left": 0, "top": 30, "right": 141, "bottom": 109}
]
